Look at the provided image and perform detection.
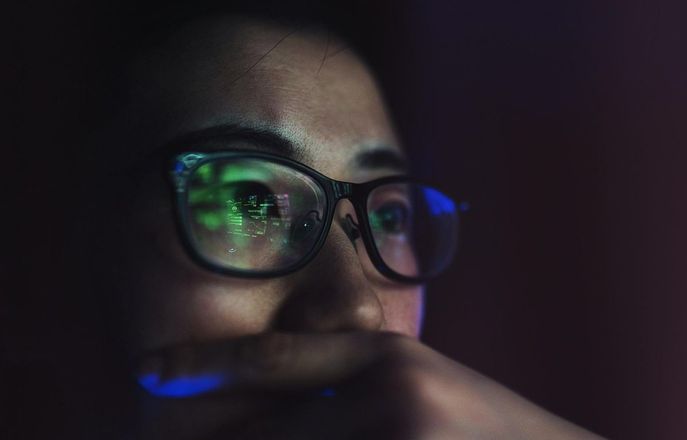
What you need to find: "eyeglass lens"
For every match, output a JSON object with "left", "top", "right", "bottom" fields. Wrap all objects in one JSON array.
[
  {"left": 186, "top": 158, "right": 327, "bottom": 271},
  {"left": 183, "top": 157, "right": 458, "bottom": 279},
  {"left": 367, "top": 183, "right": 458, "bottom": 278}
]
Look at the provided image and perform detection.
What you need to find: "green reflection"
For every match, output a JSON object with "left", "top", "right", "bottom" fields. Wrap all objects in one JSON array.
[
  {"left": 369, "top": 210, "right": 382, "bottom": 231},
  {"left": 183, "top": 158, "right": 332, "bottom": 270},
  {"left": 188, "top": 161, "right": 290, "bottom": 240},
  {"left": 219, "top": 164, "right": 270, "bottom": 184},
  {"left": 196, "top": 163, "right": 214, "bottom": 184},
  {"left": 195, "top": 210, "right": 223, "bottom": 230},
  {"left": 189, "top": 186, "right": 238, "bottom": 205},
  {"left": 189, "top": 162, "right": 272, "bottom": 205}
]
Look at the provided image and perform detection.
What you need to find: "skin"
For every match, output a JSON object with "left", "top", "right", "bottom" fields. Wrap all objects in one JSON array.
[{"left": 105, "top": 16, "right": 604, "bottom": 440}]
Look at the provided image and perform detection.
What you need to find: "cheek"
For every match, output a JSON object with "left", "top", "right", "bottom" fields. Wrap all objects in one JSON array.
[
  {"left": 350, "top": 230, "right": 425, "bottom": 338},
  {"left": 129, "top": 272, "right": 284, "bottom": 354},
  {"left": 117, "top": 196, "right": 287, "bottom": 354}
]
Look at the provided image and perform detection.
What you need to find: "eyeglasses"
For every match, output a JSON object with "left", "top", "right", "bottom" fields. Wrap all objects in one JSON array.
[{"left": 170, "top": 151, "right": 464, "bottom": 283}]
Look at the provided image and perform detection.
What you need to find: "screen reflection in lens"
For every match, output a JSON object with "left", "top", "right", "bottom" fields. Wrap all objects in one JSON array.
[{"left": 186, "top": 158, "right": 326, "bottom": 272}]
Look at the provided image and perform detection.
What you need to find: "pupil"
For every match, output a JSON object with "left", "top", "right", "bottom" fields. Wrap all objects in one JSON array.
[
  {"left": 301, "top": 220, "right": 312, "bottom": 232},
  {"left": 375, "top": 203, "right": 407, "bottom": 234},
  {"left": 290, "top": 210, "right": 321, "bottom": 243}
]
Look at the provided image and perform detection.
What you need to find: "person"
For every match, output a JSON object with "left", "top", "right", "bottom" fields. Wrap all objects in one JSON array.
[{"left": 8, "top": 2, "right": 606, "bottom": 439}]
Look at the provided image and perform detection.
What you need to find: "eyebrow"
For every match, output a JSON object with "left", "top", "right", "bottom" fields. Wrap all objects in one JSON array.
[
  {"left": 145, "top": 123, "right": 407, "bottom": 174},
  {"left": 354, "top": 148, "right": 409, "bottom": 173},
  {"left": 154, "top": 123, "right": 300, "bottom": 160}
]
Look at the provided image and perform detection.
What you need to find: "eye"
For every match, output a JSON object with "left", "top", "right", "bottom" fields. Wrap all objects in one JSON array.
[
  {"left": 189, "top": 181, "right": 278, "bottom": 233},
  {"left": 370, "top": 201, "right": 410, "bottom": 235},
  {"left": 290, "top": 210, "right": 322, "bottom": 243}
]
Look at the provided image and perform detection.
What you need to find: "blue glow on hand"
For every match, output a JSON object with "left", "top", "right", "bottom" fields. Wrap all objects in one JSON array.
[
  {"left": 423, "top": 187, "right": 456, "bottom": 216},
  {"left": 137, "top": 373, "right": 224, "bottom": 398}
]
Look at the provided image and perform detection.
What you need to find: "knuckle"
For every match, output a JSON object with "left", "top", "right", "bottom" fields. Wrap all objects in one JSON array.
[
  {"left": 366, "top": 335, "right": 445, "bottom": 429},
  {"left": 370, "top": 354, "right": 435, "bottom": 403},
  {"left": 374, "top": 331, "right": 419, "bottom": 362},
  {"left": 384, "top": 362, "right": 433, "bottom": 398},
  {"left": 374, "top": 334, "right": 430, "bottom": 377}
]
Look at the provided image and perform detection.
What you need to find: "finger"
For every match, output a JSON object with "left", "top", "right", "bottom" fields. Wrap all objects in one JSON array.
[{"left": 135, "top": 331, "right": 417, "bottom": 398}]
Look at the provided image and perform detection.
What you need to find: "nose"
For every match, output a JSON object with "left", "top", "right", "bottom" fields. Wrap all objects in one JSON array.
[{"left": 272, "top": 203, "right": 385, "bottom": 333}]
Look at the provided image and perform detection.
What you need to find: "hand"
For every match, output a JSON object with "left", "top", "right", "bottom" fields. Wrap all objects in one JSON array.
[{"left": 135, "top": 332, "right": 604, "bottom": 439}]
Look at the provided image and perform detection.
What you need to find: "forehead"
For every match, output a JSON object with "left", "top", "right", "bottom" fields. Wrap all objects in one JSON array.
[{"left": 123, "top": 16, "right": 403, "bottom": 179}]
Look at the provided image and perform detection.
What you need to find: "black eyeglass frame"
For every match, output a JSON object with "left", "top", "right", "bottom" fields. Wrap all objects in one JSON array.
[{"left": 169, "top": 151, "right": 460, "bottom": 284}]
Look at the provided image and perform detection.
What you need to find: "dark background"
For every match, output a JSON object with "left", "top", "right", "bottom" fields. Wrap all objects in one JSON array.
[
  {"left": 372, "top": 1, "right": 686, "bottom": 439},
  {"left": 6, "top": 1, "right": 687, "bottom": 439}
]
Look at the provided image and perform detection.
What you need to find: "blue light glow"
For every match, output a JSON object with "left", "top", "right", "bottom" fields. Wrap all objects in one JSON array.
[
  {"left": 423, "top": 187, "right": 456, "bottom": 216},
  {"left": 174, "top": 161, "right": 185, "bottom": 174},
  {"left": 320, "top": 387, "right": 337, "bottom": 397},
  {"left": 137, "top": 373, "right": 224, "bottom": 398}
]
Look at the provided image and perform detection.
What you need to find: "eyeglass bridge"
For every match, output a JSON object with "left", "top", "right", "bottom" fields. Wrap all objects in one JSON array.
[{"left": 332, "top": 181, "right": 352, "bottom": 199}]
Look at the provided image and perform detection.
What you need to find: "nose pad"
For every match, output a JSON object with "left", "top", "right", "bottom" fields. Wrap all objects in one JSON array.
[
  {"left": 327, "top": 200, "right": 385, "bottom": 284},
  {"left": 333, "top": 200, "right": 361, "bottom": 245},
  {"left": 342, "top": 214, "right": 361, "bottom": 242}
]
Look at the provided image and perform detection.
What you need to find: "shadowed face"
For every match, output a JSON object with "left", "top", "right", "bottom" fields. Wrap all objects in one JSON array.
[{"left": 107, "top": 16, "right": 425, "bottom": 356}]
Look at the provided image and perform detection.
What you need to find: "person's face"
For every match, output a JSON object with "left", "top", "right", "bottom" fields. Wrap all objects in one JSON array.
[{"left": 110, "top": 16, "right": 424, "bottom": 356}]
